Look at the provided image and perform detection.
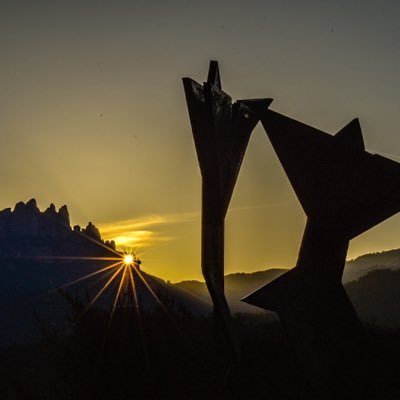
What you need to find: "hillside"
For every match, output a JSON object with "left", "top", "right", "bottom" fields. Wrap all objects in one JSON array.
[
  {"left": 346, "top": 268, "right": 400, "bottom": 327},
  {"left": 176, "top": 262, "right": 400, "bottom": 327},
  {"left": 343, "top": 248, "right": 400, "bottom": 282},
  {"left": 176, "top": 269, "right": 287, "bottom": 314},
  {"left": 174, "top": 248, "right": 400, "bottom": 315},
  {"left": 0, "top": 259, "right": 212, "bottom": 346}
]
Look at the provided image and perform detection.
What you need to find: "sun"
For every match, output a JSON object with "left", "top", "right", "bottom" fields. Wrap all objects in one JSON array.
[{"left": 124, "top": 254, "right": 134, "bottom": 265}]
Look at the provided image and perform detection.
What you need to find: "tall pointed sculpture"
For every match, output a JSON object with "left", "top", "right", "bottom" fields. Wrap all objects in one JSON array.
[
  {"left": 183, "top": 62, "right": 272, "bottom": 356},
  {"left": 243, "top": 109, "right": 400, "bottom": 396}
]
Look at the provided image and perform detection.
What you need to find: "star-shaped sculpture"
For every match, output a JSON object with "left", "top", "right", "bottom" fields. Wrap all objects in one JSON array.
[{"left": 243, "top": 108, "right": 400, "bottom": 396}]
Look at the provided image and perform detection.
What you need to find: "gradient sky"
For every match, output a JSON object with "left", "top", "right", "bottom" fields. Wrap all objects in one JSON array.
[{"left": 1, "top": 1, "right": 400, "bottom": 281}]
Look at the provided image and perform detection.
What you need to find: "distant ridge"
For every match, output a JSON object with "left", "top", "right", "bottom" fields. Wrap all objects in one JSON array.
[
  {"left": 344, "top": 248, "right": 400, "bottom": 282},
  {"left": 177, "top": 269, "right": 287, "bottom": 314},
  {"left": 175, "top": 249, "right": 400, "bottom": 316}
]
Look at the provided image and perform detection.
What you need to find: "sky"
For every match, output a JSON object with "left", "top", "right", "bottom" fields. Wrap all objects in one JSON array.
[{"left": 1, "top": 1, "right": 400, "bottom": 281}]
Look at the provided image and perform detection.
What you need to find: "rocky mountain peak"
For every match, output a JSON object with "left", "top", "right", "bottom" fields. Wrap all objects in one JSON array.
[{"left": 0, "top": 200, "right": 115, "bottom": 256}]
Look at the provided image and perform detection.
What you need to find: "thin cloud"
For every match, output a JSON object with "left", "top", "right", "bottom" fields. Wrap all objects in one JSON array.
[
  {"left": 97, "top": 211, "right": 199, "bottom": 249},
  {"left": 97, "top": 203, "right": 288, "bottom": 250}
]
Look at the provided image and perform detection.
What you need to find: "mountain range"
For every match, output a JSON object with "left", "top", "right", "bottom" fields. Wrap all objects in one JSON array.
[
  {"left": 1, "top": 200, "right": 400, "bottom": 347},
  {"left": 0, "top": 198, "right": 116, "bottom": 257}
]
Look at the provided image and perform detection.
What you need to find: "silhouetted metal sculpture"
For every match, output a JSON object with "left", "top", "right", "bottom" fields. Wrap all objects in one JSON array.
[
  {"left": 183, "top": 60, "right": 400, "bottom": 396},
  {"left": 183, "top": 61, "right": 271, "bottom": 356},
  {"left": 243, "top": 109, "right": 400, "bottom": 397}
]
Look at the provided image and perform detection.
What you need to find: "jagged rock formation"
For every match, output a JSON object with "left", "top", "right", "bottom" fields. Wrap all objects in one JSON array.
[
  {"left": 82, "top": 221, "right": 102, "bottom": 242},
  {"left": 0, "top": 199, "right": 115, "bottom": 257}
]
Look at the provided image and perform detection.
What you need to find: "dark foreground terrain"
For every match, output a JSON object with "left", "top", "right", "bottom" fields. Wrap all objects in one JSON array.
[{"left": 1, "top": 296, "right": 399, "bottom": 400}]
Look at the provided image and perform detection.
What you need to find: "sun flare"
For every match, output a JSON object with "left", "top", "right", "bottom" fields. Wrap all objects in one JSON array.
[{"left": 124, "top": 254, "right": 134, "bottom": 265}]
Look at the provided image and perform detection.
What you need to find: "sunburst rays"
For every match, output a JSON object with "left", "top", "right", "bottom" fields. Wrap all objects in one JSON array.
[
  {"left": 64, "top": 250, "right": 194, "bottom": 361},
  {"left": 47, "top": 250, "right": 180, "bottom": 349},
  {"left": 59, "top": 260, "right": 124, "bottom": 290},
  {"left": 5, "top": 208, "right": 188, "bottom": 369},
  {"left": 10, "top": 244, "right": 168, "bottom": 329}
]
